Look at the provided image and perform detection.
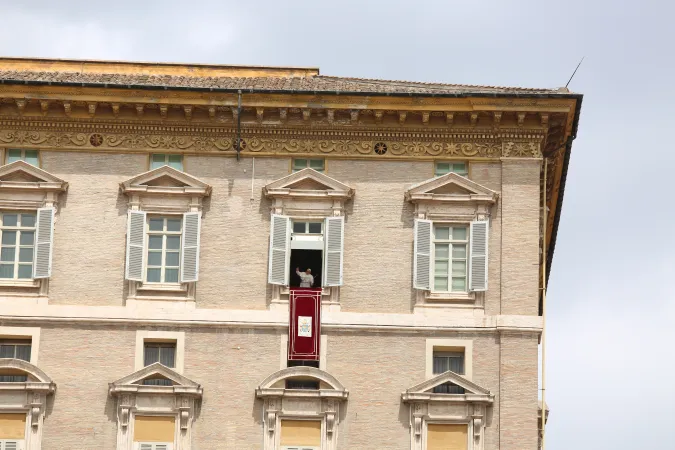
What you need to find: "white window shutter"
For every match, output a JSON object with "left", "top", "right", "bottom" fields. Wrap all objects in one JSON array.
[
  {"left": 413, "top": 219, "right": 432, "bottom": 290},
  {"left": 469, "top": 220, "right": 489, "bottom": 292},
  {"left": 181, "top": 212, "right": 201, "bottom": 282},
  {"left": 125, "top": 210, "right": 146, "bottom": 281},
  {"left": 323, "top": 216, "right": 344, "bottom": 287},
  {"left": 33, "top": 207, "right": 55, "bottom": 279},
  {"left": 268, "top": 214, "right": 290, "bottom": 285},
  {"left": 2, "top": 441, "right": 22, "bottom": 450}
]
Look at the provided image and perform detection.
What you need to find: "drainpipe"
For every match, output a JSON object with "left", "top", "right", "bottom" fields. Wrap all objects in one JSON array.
[
  {"left": 236, "top": 90, "right": 242, "bottom": 161},
  {"left": 540, "top": 158, "right": 548, "bottom": 450}
]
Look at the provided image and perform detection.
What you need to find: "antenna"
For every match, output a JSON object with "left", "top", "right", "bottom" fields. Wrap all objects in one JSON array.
[{"left": 565, "top": 57, "right": 585, "bottom": 88}]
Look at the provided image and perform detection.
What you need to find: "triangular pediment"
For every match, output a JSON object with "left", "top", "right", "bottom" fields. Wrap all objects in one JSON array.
[
  {"left": 405, "top": 172, "right": 497, "bottom": 204},
  {"left": 110, "top": 362, "right": 200, "bottom": 389},
  {"left": 0, "top": 160, "right": 68, "bottom": 189},
  {"left": 405, "top": 370, "right": 491, "bottom": 396},
  {"left": 119, "top": 166, "right": 211, "bottom": 196},
  {"left": 263, "top": 168, "right": 354, "bottom": 199}
]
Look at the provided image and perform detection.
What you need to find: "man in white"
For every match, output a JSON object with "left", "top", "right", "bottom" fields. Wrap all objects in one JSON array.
[{"left": 295, "top": 267, "right": 314, "bottom": 287}]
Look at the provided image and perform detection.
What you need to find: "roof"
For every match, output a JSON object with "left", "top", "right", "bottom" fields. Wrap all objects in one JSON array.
[{"left": 0, "top": 57, "right": 569, "bottom": 96}]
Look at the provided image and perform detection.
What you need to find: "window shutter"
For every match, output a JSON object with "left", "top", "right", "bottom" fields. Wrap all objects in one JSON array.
[
  {"left": 125, "top": 210, "right": 146, "bottom": 281},
  {"left": 268, "top": 214, "right": 290, "bottom": 285},
  {"left": 180, "top": 212, "right": 201, "bottom": 282},
  {"left": 139, "top": 444, "right": 153, "bottom": 450},
  {"left": 469, "top": 220, "right": 489, "bottom": 292},
  {"left": 323, "top": 216, "right": 344, "bottom": 287},
  {"left": 413, "top": 219, "right": 432, "bottom": 290},
  {"left": 33, "top": 207, "right": 55, "bottom": 279},
  {"left": 2, "top": 441, "right": 20, "bottom": 450}
]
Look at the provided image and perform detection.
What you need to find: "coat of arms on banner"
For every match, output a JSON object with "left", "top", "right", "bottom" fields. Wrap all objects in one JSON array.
[{"left": 298, "top": 316, "right": 312, "bottom": 337}]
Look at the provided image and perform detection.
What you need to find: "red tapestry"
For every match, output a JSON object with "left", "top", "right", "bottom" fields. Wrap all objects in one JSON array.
[{"left": 288, "top": 287, "right": 321, "bottom": 360}]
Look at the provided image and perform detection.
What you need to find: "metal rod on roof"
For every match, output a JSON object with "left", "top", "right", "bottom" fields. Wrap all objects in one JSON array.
[{"left": 236, "top": 90, "right": 242, "bottom": 161}]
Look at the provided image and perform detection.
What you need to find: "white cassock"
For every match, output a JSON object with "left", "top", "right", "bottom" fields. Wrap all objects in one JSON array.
[{"left": 296, "top": 269, "right": 314, "bottom": 287}]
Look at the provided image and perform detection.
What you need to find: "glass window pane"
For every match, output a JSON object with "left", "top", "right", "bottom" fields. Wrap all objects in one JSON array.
[
  {"left": 165, "top": 252, "right": 179, "bottom": 267},
  {"left": 17, "top": 265, "right": 32, "bottom": 279},
  {"left": 148, "top": 218, "right": 164, "bottom": 231},
  {"left": 148, "top": 235, "right": 163, "bottom": 249},
  {"left": 308, "top": 222, "right": 322, "bottom": 234},
  {"left": 151, "top": 154, "right": 166, "bottom": 168},
  {"left": 309, "top": 159, "right": 324, "bottom": 170},
  {"left": 20, "top": 231, "right": 34, "bottom": 246},
  {"left": 434, "top": 243, "right": 449, "bottom": 259},
  {"left": 144, "top": 345, "right": 159, "bottom": 365},
  {"left": 435, "top": 162, "right": 450, "bottom": 175},
  {"left": 449, "top": 356, "right": 464, "bottom": 374},
  {"left": 1, "top": 247, "right": 15, "bottom": 262},
  {"left": 7, "top": 149, "right": 22, "bottom": 163},
  {"left": 15, "top": 345, "right": 31, "bottom": 362},
  {"left": 434, "top": 227, "right": 450, "bottom": 240},
  {"left": 434, "top": 260, "right": 448, "bottom": 276},
  {"left": 453, "top": 227, "right": 467, "bottom": 241},
  {"left": 452, "top": 277, "right": 466, "bottom": 292},
  {"left": 24, "top": 150, "right": 39, "bottom": 167},
  {"left": 166, "top": 236, "right": 180, "bottom": 250},
  {"left": 168, "top": 155, "right": 183, "bottom": 170},
  {"left": 147, "top": 268, "right": 161, "bottom": 282},
  {"left": 293, "top": 222, "right": 306, "bottom": 233},
  {"left": 21, "top": 214, "right": 35, "bottom": 227},
  {"left": 2, "top": 231, "right": 16, "bottom": 245},
  {"left": 452, "top": 244, "right": 467, "bottom": 259},
  {"left": 452, "top": 261, "right": 466, "bottom": 276},
  {"left": 0, "top": 345, "right": 13, "bottom": 358},
  {"left": 0, "top": 264, "right": 13, "bottom": 278},
  {"left": 160, "top": 346, "right": 176, "bottom": 367},
  {"left": 2, "top": 214, "right": 17, "bottom": 227},
  {"left": 433, "top": 356, "right": 449, "bottom": 374},
  {"left": 164, "top": 269, "right": 179, "bottom": 283},
  {"left": 19, "top": 248, "right": 33, "bottom": 262},
  {"left": 166, "top": 218, "right": 182, "bottom": 232},
  {"left": 293, "top": 159, "right": 307, "bottom": 170},
  {"left": 434, "top": 277, "right": 448, "bottom": 291},
  {"left": 147, "top": 251, "right": 161, "bottom": 266}
]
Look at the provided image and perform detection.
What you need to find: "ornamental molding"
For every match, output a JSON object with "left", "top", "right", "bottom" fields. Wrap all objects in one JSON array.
[
  {"left": 119, "top": 165, "right": 212, "bottom": 198},
  {"left": 0, "top": 358, "right": 56, "bottom": 450},
  {"left": 405, "top": 172, "right": 498, "bottom": 205},
  {"left": 263, "top": 168, "right": 354, "bottom": 201}
]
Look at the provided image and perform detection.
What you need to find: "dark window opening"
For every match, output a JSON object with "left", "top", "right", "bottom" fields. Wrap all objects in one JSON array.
[
  {"left": 432, "top": 351, "right": 465, "bottom": 375},
  {"left": 432, "top": 382, "right": 466, "bottom": 394},
  {"left": 142, "top": 378, "right": 174, "bottom": 386},
  {"left": 0, "top": 374, "right": 27, "bottom": 382},
  {"left": 285, "top": 379, "right": 319, "bottom": 390},
  {"left": 287, "top": 360, "right": 319, "bottom": 368},
  {"left": 0, "top": 339, "right": 31, "bottom": 362},
  {"left": 290, "top": 249, "right": 322, "bottom": 288},
  {"left": 144, "top": 342, "right": 176, "bottom": 368}
]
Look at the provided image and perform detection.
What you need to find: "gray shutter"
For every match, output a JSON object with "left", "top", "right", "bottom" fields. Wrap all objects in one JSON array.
[
  {"left": 268, "top": 214, "right": 290, "bottom": 285},
  {"left": 139, "top": 444, "right": 153, "bottom": 450},
  {"left": 33, "top": 207, "right": 55, "bottom": 279},
  {"left": 413, "top": 219, "right": 432, "bottom": 290},
  {"left": 180, "top": 212, "right": 201, "bottom": 282},
  {"left": 125, "top": 210, "right": 146, "bottom": 281},
  {"left": 469, "top": 220, "right": 489, "bottom": 292},
  {"left": 4, "top": 442, "right": 19, "bottom": 450},
  {"left": 323, "top": 216, "right": 344, "bottom": 287}
]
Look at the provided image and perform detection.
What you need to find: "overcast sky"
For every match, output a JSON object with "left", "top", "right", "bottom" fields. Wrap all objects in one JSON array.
[{"left": 1, "top": 1, "right": 673, "bottom": 448}]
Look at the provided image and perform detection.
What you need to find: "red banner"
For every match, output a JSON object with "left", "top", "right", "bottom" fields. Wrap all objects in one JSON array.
[{"left": 288, "top": 288, "right": 321, "bottom": 361}]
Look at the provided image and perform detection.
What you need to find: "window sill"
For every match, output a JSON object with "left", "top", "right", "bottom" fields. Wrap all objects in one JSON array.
[
  {"left": 0, "top": 279, "right": 40, "bottom": 288},
  {"left": 137, "top": 283, "right": 187, "bottom": 293},
  {"left": 425, "top": 291, "right": 475, "bottom": 302}
]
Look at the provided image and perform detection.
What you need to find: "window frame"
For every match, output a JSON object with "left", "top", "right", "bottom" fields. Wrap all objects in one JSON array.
[
  {"left": 0, "top": 212, "right": 37, "bottom": 281},
  {"left": 434, "top": 161, "right": 468, "bottom": 177},
  {"left": 5, "top": 149, "right": 39, "bottom": 167},
  {"left": 149, "top": 153, "right": 184, "bottom": 171},
  {"left": 135, "top": 331, "right": 185, "bottom": 374},
  {"left": 292, "top": 158, "right": 325, "bottom": 173},
  {"left": 145, "top": 215, "right": 182, "bottom": 285},
  {"left": 431, "top": 223, "right": 469, "bottom": 294},
  {"left": 425, "top": 339, "right": 472, "bottom": 381},
  {"left": 143, "top": 341, "right": 177, "bottom": 368},
  {"left": 0, "top": 339, "right": 32, "bottom": 362}
]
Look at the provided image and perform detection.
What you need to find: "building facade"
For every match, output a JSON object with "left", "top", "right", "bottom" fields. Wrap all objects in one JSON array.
[{"left": 0, "top": 58, "right": 582, "bottom": 450}]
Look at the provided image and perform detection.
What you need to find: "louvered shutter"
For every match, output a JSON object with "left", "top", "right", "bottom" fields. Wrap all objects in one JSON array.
[
  {"left": 153, "top": 444, "right": 171, "bottom": 450},
  {"left": 125, "top": 210, "right": 146, "bottom": 281},
  {"left": 33, "top": 207, "right": 54, "bottom": 279},
  {"left": 469, "top": 220, "right": 489, "bottom": 292},
  {"left": 180, "top": 212, "right": 201, "bottom": 282},
  {"left": 413, "top": 219, "right": 432, "bottom": 290},
  {"left": 139, "top": 444, "right": 153, "bottom": 450},
  {"left": 323, "top": 216, "right": 344, "bottom": 287},
  {"left": 268, "top": 214, "right": 290, "bottom": 285},
  {"left": 2, "top": 441, "right": 21, "bottom": 450}
]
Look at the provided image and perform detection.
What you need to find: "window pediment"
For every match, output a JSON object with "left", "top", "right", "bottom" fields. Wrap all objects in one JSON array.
[
  {"left": 263, "top": 168, "right": 354, "bottom": 201},
  {"left": 402, "top": 370, "right": 493, "bottom": 404},
  {"left": 0, "top": 358, "right": 55, "bottom": 389},
  {"left": 109, "top": 362, "right": 202, "bottom": 396},
  {"left": 0, "top": 161, "right": 68, "bottom": 192},
  {"left": 405, "top": 172, "right": 497, "bottom": 205},
  {"left": 119, "top": 166, "right": 212, "bottom": 198}
]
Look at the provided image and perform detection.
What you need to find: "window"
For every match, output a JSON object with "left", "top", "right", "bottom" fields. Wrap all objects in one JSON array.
[
  {"left": 292, "top": 158, "right": 324, "bottom": 172},
  {"left": 432, "top": 225, "right": 468, "bottom": 293},
  {"left": 0, "top": 213, "right": 35, "bottom": 280},
  {"left": 432, "top": 351, "right": 466, "bottom": 394},
  {"left": 133, "top": 416, "right": 175, "bottom": 450},
  {"left": 6, "top": 149, "right": 38, "bottom": 167},
  {"left": 435, "top": 161, "right": 467, "bottom": 177},
  {"left": 0, "top": 340, "right": 31, "bottom": 362},
  {"left": 285, "top": 379, "right": 319, "bottom": 390},
  {"left": 292, "top": 221, "right": 323, "bottom": 234},
  {"left": 144, "top": 342, "right": 176, "bottom": 368},
  {"left": 288, "top": 360, "right": 319, "bottom": 368},
  {"left": 150, "top": 154, "right": 183, "bottom": 171},
  {"left": 138, "top": 444, "right": 171, "bottom": 450},
  {"left": 146, "top": 217, "right": 181, "bottom": 284}
]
